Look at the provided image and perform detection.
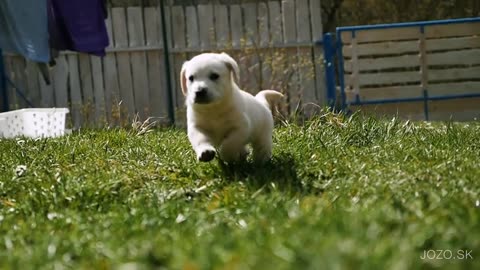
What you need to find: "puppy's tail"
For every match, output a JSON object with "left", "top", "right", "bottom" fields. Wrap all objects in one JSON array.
[{"left": 255, "top": 90, "right": 284, "bottom": 112}]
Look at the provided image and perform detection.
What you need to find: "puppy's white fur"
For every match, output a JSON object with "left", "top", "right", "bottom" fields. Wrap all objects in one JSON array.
[{"left": 180, "top": 52, "right": 283, "bottom": 163}]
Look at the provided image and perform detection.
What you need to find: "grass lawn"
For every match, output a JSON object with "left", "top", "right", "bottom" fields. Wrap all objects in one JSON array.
[{"left": 0, "top": 112, "right": 479, "bottom": 269}]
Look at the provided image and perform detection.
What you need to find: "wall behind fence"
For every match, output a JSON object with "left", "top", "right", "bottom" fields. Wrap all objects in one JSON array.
[{"left": 2, "top": 0, "right": 326, "bottom": 128}]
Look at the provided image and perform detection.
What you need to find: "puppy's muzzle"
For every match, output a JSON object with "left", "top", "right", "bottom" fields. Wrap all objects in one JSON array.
[{"left": 194, "top": 88, "right": 210, "bottom": 104}]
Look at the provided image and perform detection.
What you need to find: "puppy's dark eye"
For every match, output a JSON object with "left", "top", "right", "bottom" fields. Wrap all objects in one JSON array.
[
  {"left": 188, "top": 75, "right": 194, "bottom": 82},
  {"left": 209, "top": 73, "right": 219, "bottom": 81}
]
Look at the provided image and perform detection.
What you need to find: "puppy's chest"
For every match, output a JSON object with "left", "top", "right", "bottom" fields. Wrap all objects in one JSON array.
[{"left": 198, "top": 118, "right": 236, "bottom": 145}]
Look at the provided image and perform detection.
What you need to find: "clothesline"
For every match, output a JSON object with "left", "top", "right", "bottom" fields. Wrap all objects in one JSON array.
[
  {"left": 0, "top": 0, "right": 110, "bottom": 112},
  {"left": 0, "top": 0, "right": 109, "bottom": 63}
]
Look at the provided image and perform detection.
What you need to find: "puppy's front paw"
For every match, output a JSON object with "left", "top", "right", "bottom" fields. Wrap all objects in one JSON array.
[{"left": 198, "top": 148, "right": 216, "bottom": 162}]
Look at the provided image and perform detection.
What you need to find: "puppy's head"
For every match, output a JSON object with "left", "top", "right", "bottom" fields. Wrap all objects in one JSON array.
[{"left": 180, "top": 52, "right": 240, "bottom": 105}]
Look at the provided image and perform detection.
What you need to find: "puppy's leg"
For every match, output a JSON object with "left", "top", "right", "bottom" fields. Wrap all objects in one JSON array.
[
  {"left": 239, "top": 146, "right": 250, "bottom": 160},
  {"left": 188, "top": 127, "right": 216, "bottom": 162},
  {"left": 219, "top": 129, "right": 249, "bottom": 163},
  {"left": 252, "top": 131, "right": 273, "bottom": 164}
]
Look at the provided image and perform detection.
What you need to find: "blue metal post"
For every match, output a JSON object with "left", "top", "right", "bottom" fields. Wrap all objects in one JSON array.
[
  {"left": 0, "top": 48, "right": 8, "bottom": 112},
  {"left": 322, "top": 33, "right": 337, "bottom": 109}
]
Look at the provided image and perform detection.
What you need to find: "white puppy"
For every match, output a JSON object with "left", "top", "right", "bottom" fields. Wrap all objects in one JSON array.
[{"left": 180, "top": 52, "right": 283, "bottom": 163}]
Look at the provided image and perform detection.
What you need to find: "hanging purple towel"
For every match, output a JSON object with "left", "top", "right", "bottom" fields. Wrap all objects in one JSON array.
[
  {"left": 48, "top": 0, "right": 109, "bottom": 56},
  {"left": 0, "top": 0, "right": 50, "bottom": 62}
]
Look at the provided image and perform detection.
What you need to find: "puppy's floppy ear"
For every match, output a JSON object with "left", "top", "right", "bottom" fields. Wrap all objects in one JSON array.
[
  {"left": 219, "top": 52, "right": 240, "bottom": 83},
  {"left": 180, "top": 61, "right": 188, "bottom": 96}
]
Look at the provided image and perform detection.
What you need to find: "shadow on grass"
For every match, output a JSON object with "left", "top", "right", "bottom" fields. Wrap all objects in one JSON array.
[{"left": 216, "top": 153, "right": 304, "bottom": 193}]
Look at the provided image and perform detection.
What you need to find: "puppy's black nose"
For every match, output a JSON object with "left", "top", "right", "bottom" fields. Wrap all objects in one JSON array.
[{"left": 196, "top": 88, "right": 208, "bottom": 98}]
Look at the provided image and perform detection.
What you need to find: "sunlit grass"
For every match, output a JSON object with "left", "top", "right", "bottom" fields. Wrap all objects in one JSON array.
[{"left": 0, "top": 111, "right": 479, "bottom": 269}]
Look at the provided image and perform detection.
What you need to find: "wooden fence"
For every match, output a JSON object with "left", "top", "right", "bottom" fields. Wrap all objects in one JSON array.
[
  {"left": 339, "top": 19, "right": 480, "bottom": 121},
  {"left": 2, "top": 0, "right": 326, "bottom": 127}
]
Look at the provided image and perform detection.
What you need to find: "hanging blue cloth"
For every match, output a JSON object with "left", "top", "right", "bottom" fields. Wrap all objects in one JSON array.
[
  {"left": 48, "top": 0, "right": 109, "bottom": 56},
  {"left": 0, "top": 0, "right": 50, "bottom": 62}
]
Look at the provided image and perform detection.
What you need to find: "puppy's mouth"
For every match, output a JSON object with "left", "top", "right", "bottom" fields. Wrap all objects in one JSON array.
[{"left": 194, "top": 96, "right": 212, "bottom": 104}]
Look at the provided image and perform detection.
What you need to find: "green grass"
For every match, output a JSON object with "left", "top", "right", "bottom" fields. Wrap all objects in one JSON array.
[{"left": 0, "top": 112, "right": 479, "bottom": 270}]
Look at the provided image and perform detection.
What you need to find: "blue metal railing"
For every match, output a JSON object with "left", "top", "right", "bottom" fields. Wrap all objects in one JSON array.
[
  {"left": 322, "top": 33, "right": 337, "bottom": 108},
  {"left": 331, "top": 17, "right": 480, "bottom": 120}
]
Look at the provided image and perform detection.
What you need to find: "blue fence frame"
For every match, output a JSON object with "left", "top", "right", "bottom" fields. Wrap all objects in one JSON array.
[{"left": 326, "top": 17, "right": 480, "bottom": 120}]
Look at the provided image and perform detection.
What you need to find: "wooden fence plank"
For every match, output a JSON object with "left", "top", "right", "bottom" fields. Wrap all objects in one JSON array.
[
  {"left": 428, "top": 81, "right": 480, "bottom": 97},
  {"left": 427, "top": 49, "right": 480, "bottom": 66},
  {"left": 419, "top": 29, "right": 429, "bottom": 95},
  {"left": 426, "top": 36, "right": 480, "bottom": 52},
  {"left": 145, "top": 7, "right": 160, "bottom": 46},
  {"left": 214, "top": 5, "right": 229, "bottom": 49},
  {"left": 145, "top": 7, "right": 168, "bottom": 122},
  {"left": 4, "top": 57, "right": 17, "bottom": 107},
  {"left": 103, "top": 53, "right": 119, "bottom": 125},
  {"left": 425, "top": 22, "right": 480, "bottom": 39},
  {"left": 127, "top": 7, "right": 144, "bottom": 47},
  {"left": 243, "top": 3, "right": 258, "bottom": 46},
  {"left": 186, "top": 6, "right": 199, "bottom": 48},
  {"left": 172, "top": 5, "right": 188, "bottom": 125},
  {"left": 105, "top": 8, "right": 114, "bottom": 49},
  {"left": 282, "top": 0, "right": 299, "bottom": 114},
  {"left": 343, "top": 40, "right": 419, "bottom": 57},
  {"left": 344, "top": 54, "right": 421, "bottom": 72},
  {"left": 90, "top": 55, "right": 106, "bottom": 125},
  {"left": 310, "top": 0, "right": 326, "bottom": 106},
  {"left": 25, "top": 61, "right": 40, "bottom": 107},
  {"left": 79, "top": 54, "right": 94, "bottom": 124},
  {"left": 171, "top": 5, "right": 186, "bottom": 112},
  {"left": 296, "top": 0, "right": 310, "bottom": 42},
  {"left": 52, "top": 56, "right": 68, "bottom": 108},
  {"left": 296, "top": 0, "right": 317, "bottom": 114},
  {"left": 282, "top": 1, "right": 296, "bottom": 42},
  {"left": 354, "top": 85, "right": 423, "bottom": 102},
  {"left": 258, "top": 2, "right": 271, "bottom": 90},
  {"left": 229, "top": 4, "right": 243, "bottom": 91},
  {"left": 12, "top": 57, "right": 28, "bottom": 108},
  {"left": 350, "top": 38, "right": 360, "bottom": 95},
  {"left": 198, "top": 4, "right": 214, "bottom": 53},
  {"left": 103, "top": 9, "right": 119, "bottom": 125},
  {"left": 230, "top": 5, "right": 243, "bottom": 48},
  {"left": 112, "top": 7, "right": 135, "bottom": 122},
  {"left": 342, "top": 27, "right": 421, "bottom": 44},
  {"left": 67, "top": 54, "right": 83, "bottom": 128},
  {"left": 170, "top": 5, "right": 184, "bottom": 50},
  {"left": 198, "top": 5, "right": 214, "bottom": 49},
  {"left": 258, "top": 3, "right": 269, "bottom": 47},
  {"left": 5, "top": 57, "right": 16, "bottom": 107},
  {"left": 0, "top": 57, "right": 6, "bottom": 110},
  {"left": 346, "top": 71, "right": 421, "bottom": 86},
  {"left": 38, "top": 62, "right": 54, "bottom": 108},
  {"left": 147, "top": 50, "right": 167, "bottom": 122},
  {"left": 428, "top": 66, "right": 480, "bottom": 82},
  {"left": 112, "top": 8, "right": 128, "bottom": 48},
  {"left": 268, "top": 1, "right": 288, "bottom": 115},
  {"left": 269, "top": 1, "right": 282, "bottom": 44},
  {"left": 243, "top": 2, "right": 259, "bottom": 93},
  {"left": 128, "top": 7, "right": 150, "bottom": 120}
]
